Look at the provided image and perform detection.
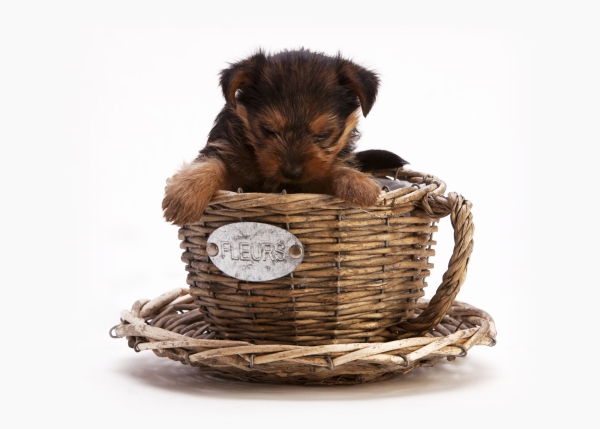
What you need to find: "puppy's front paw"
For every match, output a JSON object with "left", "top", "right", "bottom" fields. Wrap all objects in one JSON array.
[
  {"left": 162, "top": 182, "right": 212, "bottom": 226},
  {"left": 332, "top": 169, "right": 382, "bottom": 207},
  {"left": 162, "top": 159, "right": 227, "bottom": 225}
]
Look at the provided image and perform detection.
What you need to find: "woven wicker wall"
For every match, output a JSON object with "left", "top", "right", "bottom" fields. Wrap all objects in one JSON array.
[{"left": 181, "top": 169, "right": 444, "bottom": 346}]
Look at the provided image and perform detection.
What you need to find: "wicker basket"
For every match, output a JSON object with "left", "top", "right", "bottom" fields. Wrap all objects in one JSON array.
[
  {"left": 179, "top": 169, "right": 473, "bottom": 345},
  {"left": 111, "top": 168, "right": 494, "bottom": 385}
]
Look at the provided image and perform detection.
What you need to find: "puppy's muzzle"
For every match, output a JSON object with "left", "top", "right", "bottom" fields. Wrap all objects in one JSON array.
[{"left": 281, "top": 166, "right": 304, "bottom": 181}]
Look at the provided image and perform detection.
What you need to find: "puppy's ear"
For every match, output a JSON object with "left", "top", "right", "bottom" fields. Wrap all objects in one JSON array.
[
  {"left": 219, "top": 52, "right": 267, "bottom": 107},
  {"left": 336, "top": 58, "right": 380, "bottom": 117}
]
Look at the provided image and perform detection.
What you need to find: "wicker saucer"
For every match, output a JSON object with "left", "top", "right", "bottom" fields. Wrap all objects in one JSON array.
[{"left": 110, "top": 287, "right": 496, "bottom": 385}]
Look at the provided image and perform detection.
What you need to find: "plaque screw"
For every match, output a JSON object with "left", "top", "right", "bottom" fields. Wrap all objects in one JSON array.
[
  {"left": 288, "top": 244, "right": 303, "bottom": 259},
  {"left": 207, "top": 243, "right": 219, "bottom": 257}
]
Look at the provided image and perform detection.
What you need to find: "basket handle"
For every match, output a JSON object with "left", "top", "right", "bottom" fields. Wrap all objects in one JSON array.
[{"left": 396, "top": 192, "right": 474, "bottom": 338}]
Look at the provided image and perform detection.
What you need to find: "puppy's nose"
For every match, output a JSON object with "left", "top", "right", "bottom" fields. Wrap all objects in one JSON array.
[{"left": 281, "top": 167, "right": 304, "bottom": 180}]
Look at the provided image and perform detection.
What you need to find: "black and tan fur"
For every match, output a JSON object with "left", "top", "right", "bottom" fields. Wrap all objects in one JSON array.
[{"left": 163, "top": 49, "right": 384, "bottom": 225}]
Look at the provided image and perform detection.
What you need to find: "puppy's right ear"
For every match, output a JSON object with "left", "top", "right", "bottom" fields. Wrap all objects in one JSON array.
[{"left": 219, "top": 52, "right": 267, "bottom": 107}]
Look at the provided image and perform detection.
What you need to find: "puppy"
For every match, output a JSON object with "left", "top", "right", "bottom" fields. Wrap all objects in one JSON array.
[{"left": 163, "top": 49, "right": 384, "bottom": 225}]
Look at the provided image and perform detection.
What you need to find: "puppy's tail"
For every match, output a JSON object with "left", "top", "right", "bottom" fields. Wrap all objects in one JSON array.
[{"left": 354, "top": 149, "right": 409, "bottom": 172}]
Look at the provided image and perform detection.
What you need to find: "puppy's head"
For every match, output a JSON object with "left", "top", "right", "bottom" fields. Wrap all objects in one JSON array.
[{"left": 219, "top": 49, "right": 379, "bottom": 183}]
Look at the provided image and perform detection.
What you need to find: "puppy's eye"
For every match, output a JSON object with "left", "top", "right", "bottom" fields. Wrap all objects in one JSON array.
[
  {"left": 314, "top": 131, "right": 333, "bottom": 142},
  {"left": 261, "top": 126, "right": 277, "bottom": 137}
]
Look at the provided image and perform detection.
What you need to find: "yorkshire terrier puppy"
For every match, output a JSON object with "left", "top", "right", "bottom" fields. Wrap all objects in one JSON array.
[{"left": 163, "top": 49, "right": 387, "bottom": 225}]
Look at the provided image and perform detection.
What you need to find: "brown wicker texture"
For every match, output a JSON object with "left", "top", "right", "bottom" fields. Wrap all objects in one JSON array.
[
  {"left": 179, "top": 169, "right": 473, "bottom": 345},
  {"left": 110, "top": 288, "right": 496, "bottom": 385}
]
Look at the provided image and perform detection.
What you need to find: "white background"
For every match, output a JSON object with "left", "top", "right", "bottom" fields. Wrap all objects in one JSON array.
[{"left": 2, "top": 1, "right": 598, "bottom": 427}]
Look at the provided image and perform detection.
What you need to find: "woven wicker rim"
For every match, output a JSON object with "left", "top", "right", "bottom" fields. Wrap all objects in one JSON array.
[{"left": 111, "top": 288, "right": 496, "bottom": 385}]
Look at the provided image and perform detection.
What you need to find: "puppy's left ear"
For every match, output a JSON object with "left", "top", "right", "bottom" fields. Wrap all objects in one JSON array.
[
  {"left": 219, "top": 51, "right": 267, "bottom": 108},
  {"left": 337, "top": 58, "right": 380, "bottom": 117}
]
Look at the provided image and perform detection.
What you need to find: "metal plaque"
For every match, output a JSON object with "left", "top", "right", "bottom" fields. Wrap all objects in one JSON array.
[{"left": 207, "top": 222, "right": 304, "bottom": 282}]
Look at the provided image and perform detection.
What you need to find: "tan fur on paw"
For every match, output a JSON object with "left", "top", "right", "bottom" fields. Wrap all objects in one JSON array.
[
  {"left": 162, "top": 158, "right": 227, "bottom": 225},
  {"left": 331, "top": 168, "right": 382, "bottom": 207}
]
